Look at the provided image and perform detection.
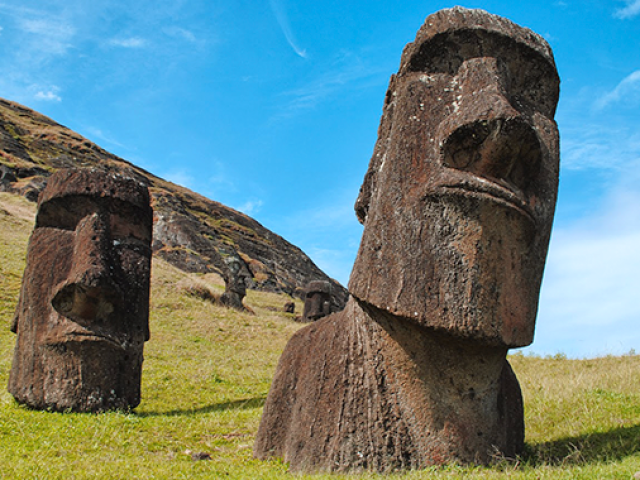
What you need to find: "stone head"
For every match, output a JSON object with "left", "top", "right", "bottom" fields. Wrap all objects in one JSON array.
[
  {"left": 9, "top": 168, "right": 153, "bottom": 411},
  {"left": 349, "top": 7, "right": 560, "bottom": 347},
  {"left": 224, "top": 255, "right": 247, "bottom": 296},
  {"left": 302, "top": 280, "right": 332, "bottom": 321}
]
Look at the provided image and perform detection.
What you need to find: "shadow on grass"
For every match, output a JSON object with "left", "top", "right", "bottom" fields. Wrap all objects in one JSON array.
[
  {"left": 524, "top": 423, "right": 640, "bottom": 465},
  {"left": 137, "top": 396, "right": 266, "bottom": 417}
]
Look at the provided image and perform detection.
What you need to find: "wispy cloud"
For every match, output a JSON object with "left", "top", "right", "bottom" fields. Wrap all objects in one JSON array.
[
  {"left": 235, "top": 199, "right": 264, "bottom": 216},
  {"left": 614, "top": 0, "right": 640, "bottom": 18},
  {"left": 19, "top": 17, "right": 75, "bottom": 56},
  {"left": 529, "top": 184, "right": 640, "bottom": 357},
  {"left": 164, "top": 169, "right": 196, "bottom": 189},
  {"left": 108, "top": 37, "right": 147, "bottom": 48},
  {"left": 268, "top": 0, "right": 307, "bottom": 58},
  {"left": 274, "top": 53, "right": 386, "bottom": 119},
  {"left": 35, "top": 88, "right": 62, "bottom": 102},
  {"left": 82, "top": 126, "right": 127, "bottom": 150},
  {"left": 163, "top": 26, "right": 196, "bottom": 43},
  {"left": 594, "top": 70, "right": 640, "bottom": 110}
]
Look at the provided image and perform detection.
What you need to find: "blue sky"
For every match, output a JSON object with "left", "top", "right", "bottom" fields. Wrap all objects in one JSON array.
[{"left": 0, "top": 0, "right": 639, "bottom": 358}]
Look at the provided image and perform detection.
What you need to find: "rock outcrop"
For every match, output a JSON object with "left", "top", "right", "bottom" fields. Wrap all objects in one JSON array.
[{"left": 254, "top": 7, "right": 560, "bottom": 472}]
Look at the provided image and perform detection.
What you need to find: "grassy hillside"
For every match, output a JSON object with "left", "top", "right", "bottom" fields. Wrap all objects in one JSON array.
[{"left": 0, "top": 191, "right": 639, "bottom": 479}]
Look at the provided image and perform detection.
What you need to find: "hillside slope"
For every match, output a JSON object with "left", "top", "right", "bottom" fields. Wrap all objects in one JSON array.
[{"left": 0, "top": 98, "right": 347, "bottom": 308}]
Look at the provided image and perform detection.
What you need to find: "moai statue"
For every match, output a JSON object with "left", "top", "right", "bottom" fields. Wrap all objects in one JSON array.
[
  {"left": 255, "top": 7, "right": 560, "bottom": 472},
  {"left": 8, "top": 168, "right": 153, "bottom": 412},
  {"left": 283, "top": 302, "right": 295, "bottom": 314},
  {"left": 301, "top": 280, "right": 332, "bottom": 322},
  {"left": 220, "top": 255, "right": 248, "bottom": 311}
]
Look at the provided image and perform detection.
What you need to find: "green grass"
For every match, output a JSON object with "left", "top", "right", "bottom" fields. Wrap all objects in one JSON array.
[{"left": 1, "top": 191, "right": 639, "bottom": 479}]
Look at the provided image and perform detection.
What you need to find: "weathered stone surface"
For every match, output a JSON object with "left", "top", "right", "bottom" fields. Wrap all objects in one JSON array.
[
  {"left": 8, "top": 168, "right": 153, "bottom": 412},
  {"left": 255, "top": 7, "right": 559, "bottom": 472},
  {"left": 220, "top": 255, "right": 249, "bottom": 311},
  {"left": 0, "top": 98, "right": 348, "bottom": 311},
  {"left": 301, "top": 280, "right": 332, "bottom": 322}
]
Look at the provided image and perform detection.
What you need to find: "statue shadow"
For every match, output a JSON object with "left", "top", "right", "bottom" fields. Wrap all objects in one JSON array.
[
  {"left": 136, "top": 396, "right": 265, "bottom": 418},
  {"left": 522, "top": 423, "right": 640, "bottom": 465}
]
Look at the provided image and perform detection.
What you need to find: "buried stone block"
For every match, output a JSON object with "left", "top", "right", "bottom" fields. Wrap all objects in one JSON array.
[
  {"left": 254, "top": 7, "right": 560, "bottom": 472},
  {"left": 8, "top": 168, "right": 153, "bottom": 412}
]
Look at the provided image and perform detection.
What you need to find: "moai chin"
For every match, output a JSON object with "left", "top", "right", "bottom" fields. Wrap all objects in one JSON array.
[
  {"left": 255, "top": 7, "right": 559, "bottom": 472},
  {"left": 8, "top": 168, "right": 153, "bottom": 412},
  {"left": 302, "top": 280, "right": 332, "bottom": 322}
]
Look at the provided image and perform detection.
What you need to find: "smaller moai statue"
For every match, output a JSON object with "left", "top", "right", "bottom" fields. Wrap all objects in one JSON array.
[
  {"left": 301, "top": 280, "right": 332, "bottom": 322},
  {"left": 220, "top": 255, "right": 249, "bottom": 311},
  {"left": 8, "top": 168, "right": 153, "bottom": 412},
  {"left": 283, "top": 302, "right": 295, "bottom": 314}
]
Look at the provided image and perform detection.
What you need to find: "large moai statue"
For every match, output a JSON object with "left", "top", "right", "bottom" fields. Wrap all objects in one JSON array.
[
  {"left": 301, "top": 280, "right": 332, "bottom": 322},
  {"left": 8, "top": 168, "right": 153, "bottom": 412},
  {"left": 254, "top": 7, "right": 560, "bottom": 473}
]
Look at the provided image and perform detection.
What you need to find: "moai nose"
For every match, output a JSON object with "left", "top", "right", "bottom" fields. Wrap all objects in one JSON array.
[
  {"left": 441, "top": 58, "right": 542, "bottom": 191},
  {"left": 51, "top": 212, "right": 121, "bottom": 324},
  {"left": 442, "top": 118, "right": 542, "bottom": 192}
]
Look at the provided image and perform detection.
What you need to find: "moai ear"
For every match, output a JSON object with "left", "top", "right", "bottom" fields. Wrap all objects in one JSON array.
[{"left": 354, "top": 75, "right": 398, "bottom": 225}]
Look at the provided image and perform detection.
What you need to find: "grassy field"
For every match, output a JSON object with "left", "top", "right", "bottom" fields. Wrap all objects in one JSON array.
[{"left": 0, "top": 191, "right": 639, "bottom": 479}]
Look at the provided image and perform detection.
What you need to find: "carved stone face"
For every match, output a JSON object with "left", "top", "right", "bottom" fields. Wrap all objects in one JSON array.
[
  {"left": 8, "top": 169, "right": 153, "bottom": 411},
  {"left": 302, "top": 280, "right": 332, "bottom": 321},
  {"left": 349, "top": 8, "right": 560, "bottom": 347}
]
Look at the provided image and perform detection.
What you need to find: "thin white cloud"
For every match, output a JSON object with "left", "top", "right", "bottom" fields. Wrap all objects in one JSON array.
[
  {"left": 18, "top": 18, "right": 75, "bottom": 56},
  {"left": 82, "top": 126, "right": 127, "bottom": 150},
  {"left": 594, "top": 70, "right": 640, "bottom": 110},
  {"left": 108, "top": 37, "right": 147, "bottom": 48},
  {"left": 614, "top": 0, "right": 640, "bottom": 18},
  {"left": 235, "top": 199, "right": 264, "bottom": 216},
  {"left": 561, "top": 122, "right": 640, "bottom": 171},
  {"left": 529, "top": 185, "right": 640, "bottom": 357},
  {"left": 164, "top": 26, "right": 196, "bottom": 43},
  {"left": 164, "top": 169, "right": 195, "bottom": 189},
  {"left": 268, "top": 0, "right": 307, "bottom": 58},
  {"left": 34, "top": 89, "right": 62, "bottom": 102},
  {"left": 273, "top": 54, "right": 386, "bottom": 119}
]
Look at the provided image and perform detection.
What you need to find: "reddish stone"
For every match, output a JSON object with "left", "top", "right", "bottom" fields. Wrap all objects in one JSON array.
[
  {"left": 301, "top": 280, "right": 332, "bottom": 321},
  {"left": 8, "top": 168, "right": 153, "bottom": 412},
  {"left": 255, "top": 7, "right": 559, "bottom": 472}
]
